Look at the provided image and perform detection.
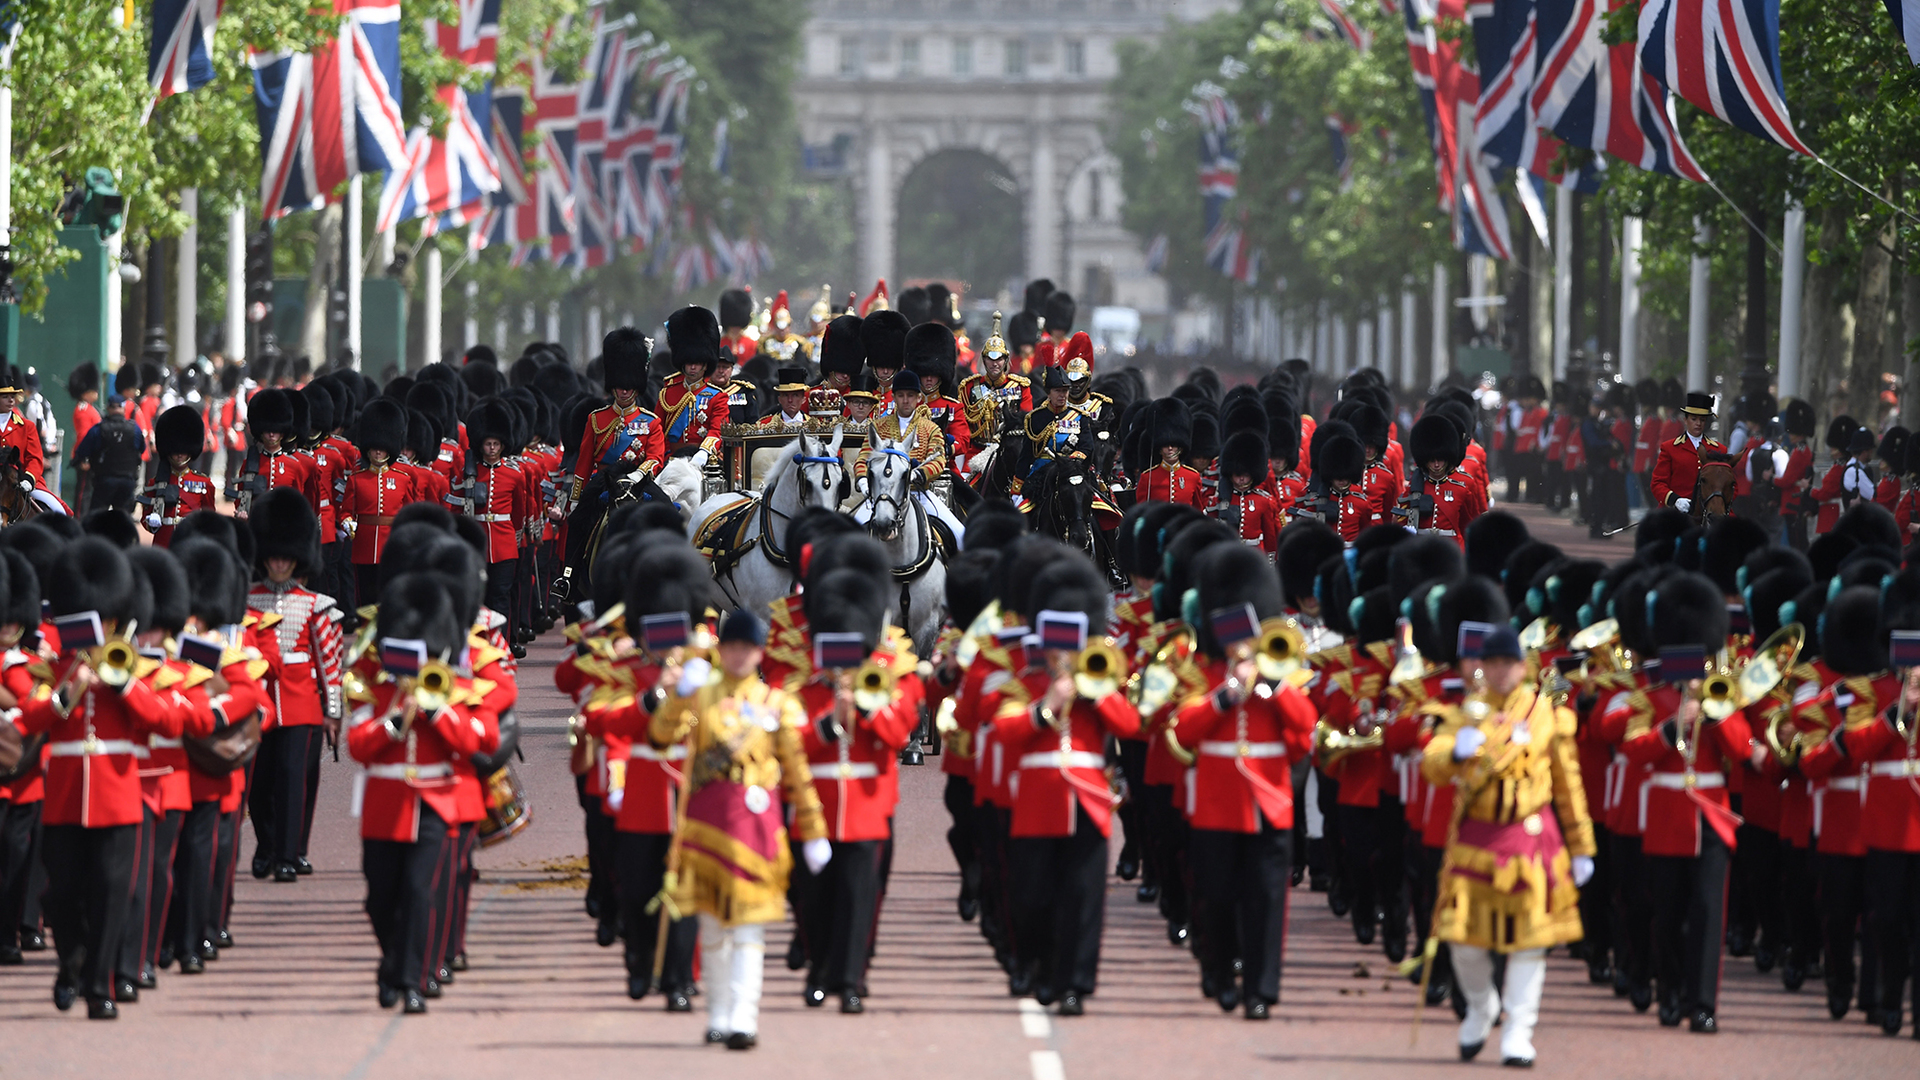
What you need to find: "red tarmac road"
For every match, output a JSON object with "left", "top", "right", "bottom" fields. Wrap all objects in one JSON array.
[{"left": 5, "top": 627, "right": 1913, "bottom": 1079}]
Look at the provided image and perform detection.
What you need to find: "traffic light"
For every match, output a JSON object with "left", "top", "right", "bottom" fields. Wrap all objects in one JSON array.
[{"left": 244, "top": 229, "right": 273, "bottom": 323}]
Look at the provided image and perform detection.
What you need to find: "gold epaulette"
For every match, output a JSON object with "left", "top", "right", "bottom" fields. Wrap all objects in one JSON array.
[
  {"left": 883, "top": 626, "right": 919, "bottom": 673},
  {"left": 182, "top": 667, "right": 215, "bottom": 691},
  {"left": 246, "top": 659, "right": 271, "bottom": 681},
  {"left": 357, "top": 604, "right": 379, "bottom": 622},
  {"left": 137, "top": 657, "right": 167, "bottom": 683},
  {"left": 219, "top": 646, "right": 250, "bottom": 669},
  {"left": 1621, "top": 688, "right": 1656, "bottom": 741},
  {"left": 26, "top": 659, "right": 52, "bottom": 682},
  {"left": 1363, "top": 641, "right": 1394, "bottom": 666},
  {"left": 467, "top": 635, "right": 510, "bottom": 673}
]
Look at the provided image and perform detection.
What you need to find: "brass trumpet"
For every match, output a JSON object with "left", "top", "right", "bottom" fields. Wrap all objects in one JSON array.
[
  {"left": 1073, "top": 639, "right": 1127, "bottom": 700},
  {"left": 1251, "top": 618, "right": 1306, "bottom": 684},
  {"left": 416, "top": 660, "right": 455, "bottom": 711},
  {"left": 1314, "top": 715, "right": 1385, "bottom": 768},
  {"left": 1701, "top": 624, "right": 1802, "bottom": 722},
  {"left": 95, "top": 638, "right": 138, "bottom": 688},
  {"left": 852, "top": 659, "right": 896, "bottom": 713}
]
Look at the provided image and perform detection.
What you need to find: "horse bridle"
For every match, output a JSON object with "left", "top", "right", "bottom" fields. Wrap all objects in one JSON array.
[{"left": 867, "top": 445, "right": 911, "bottom": 530}]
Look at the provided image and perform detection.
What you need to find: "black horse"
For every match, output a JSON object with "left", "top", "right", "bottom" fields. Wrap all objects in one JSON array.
[{"left": 1025, "top": 451, "right": 1121, "bottom": 585}]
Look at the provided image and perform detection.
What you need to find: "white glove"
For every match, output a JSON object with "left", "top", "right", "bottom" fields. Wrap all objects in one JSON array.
[
  {"left": 676, "top": 657, "right": 712, "bottom": 696},
  {"left": 1572, "top": 855, "right": 1595, "bottom": 887},
  {"left": 855, "top": 475, "right": 869, "bottom": 496},
  {"left": 1452, "top": 726, "right": 1487, "bottom": 761},
  {"left": 606, "top": 787, "right": 625, "bottom": 813},
  {"left": 1674, "top": 497, "right": 1692, "bottom": 513},
  {"left": 144, "top": 514, "right": 162, "bottom": 530},
  {"left": 690, "top": 449, "right": 710, "bottom": 470},
  {"left": 802, "top": 837, "right": 833, "bottom": 875}
]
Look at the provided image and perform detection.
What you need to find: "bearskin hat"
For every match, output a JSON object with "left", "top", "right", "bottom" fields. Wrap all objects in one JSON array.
[
  {"left": 378, "top": 573, "right": 464, "bottom": 661},
  {"left": 1834, "top": 500, "right": 1902, "bottom": 552},
  {"left": 172, "top": 537, "right": 246, "bottom": 628},
  {"left": 1028, "top": 551, "right": 1108, "bottom": 636},
  {"left": 601, "top": 327, "right": 651, "bottom": 392},
  {"left": 1346, "top": 404, "right": 1390, "bottom": 452},
  {"left": 804, "top": 532, "right": 892, "bottom": 602},
  {"left": 81, "top": 509, "right": 139, "bottom": 550},
  {"left": 301, "top": 382, "right": 335, "bottom": 436},
  {"left": 1041, "top": 290, "right": 1076, "bottom": 337},
  {"left": 1425, "top": 574, "right": 1510, "bottom": 665},
  {"left": 896, "top": 286, "right": 932, "bottom": 328},
  {"left": 458, "top": 359, "right": 504, "bottom": 401},
  {"left": 166, "top": 510, "right": 245, "bottom": 567},
  {"left": 994, "top": 536, "right": 1071, "bottom": 619},
  {"left": 1699, "top": 515, "right": 1772, "bottom": 596},
  {"left": 531, "top": 361, "right": 579, "bottom": 408},
  {"left": 1806, "top": 530, "right": 1856, "bottom": 581},
  {"left": 1647, "top": 571, "right": 1728, "bottom": 653},
  {"left": 1188, "top": 412, "right": 1221, "bottom": 462},
  {"left": 1409, "top": 413, "right": 1462, "bottom": 472},
  {"left": 1542, "top": 559, "right": 1606, "bottom": 633},
  {"left": 1279, "top": 519, "right": 1342, "bottom": 610},
  {"left": 250, "top": 488, "right": 320, "bottom": 579},
  {"left": 405, "top": 408, "right": 439, "bottom": 464},
  {"left": 1007, "top": 310, "right": 1041, "bottom": 352},
  {"left": 405, "top": 382, "right": 455, "bottom": 442},
  {"left": 1881, "top": 565, "right": 1920, "bottom": 634},
  {"left": 904, "top": 323, "right": 958, "bottom": 393},
  {"left": 0, "top": 548, "right": 34, "bottom": 631},
  {"left": 1266, "top": 408, "right": 1300, "bottom": 471},
  {"left": 667, "top": 306, "right": 723, "bottom": 374},
  {"left": 354, "top": 398, "right": 408, "bottom": 459},
  {"left": 1738, "top": 545, "right": 1810, "bottom": 598},
  {"left": 1634, "top": 507, "right": 1692, "bottom": 564},
  {"left": 49, "top": 536, "right": 137, "bottom": 629},
  {"left": 128, "top": 547, "right": 189, "bottom": 635},
  {"left": 962, "top": 502, "right": 1029, "bottom": 553},
  {"left": 1222, "top": 400, "right": 1267, "bottom": 442},
  {"left": 1826, "top": 415, "right": 1859, "bottom": 452},
  {"left": 1023, "top": 278, "right": 1055, "bottom": 317},
  {"left": 1116, "top": 501, "right": 1183, "bottom": 580},
  {"left": 815, "top": 314, "right": 865, "bottom": 377},
  {"left": 944, "top": 549, "right": 999, "bottom": 631},
  {"left": 153, "top": 404, "right": 205, "bottom": 461},
  {"left": 1822, "top": 586, "right": 1889, "bottom": 675},
  {"left": 67, "top": 364, "right": 100, "bottom": 399},
  {"left": 1219, "top": 431, "right": 1268, "bottom": 484},
  {"left": 1308, "top": 417, "right": 1356, "bottom": 466},
  {"left": 1147, "top": 398, "right": 1193, "bottom": 454},
  {"left": 1316, "top": 434, "right": 1365, "bottom": 484},
  {"left": 606, "top": 501, "right": 687, "bottom": 543},
  {"left": 465, "top": 400, "right": 515, "bottom": 451},
  {"left": 1462, "top": 510, "right": 1528, "bottom": 580},
  {"left": 248, "top": 387, "right": 295, "bottom": 436},
  {"left": 1158, "top": 519, "right": 1236, "bottom": 623},
  {"left": 860, "top": 310, "right": 910, "bottom": 371},
  {"left": 718, "top": 288, "right": 753, "bottom": 329},
  {"left": 1498, "top": 540, "right": 1563, "bottom": 618},
  {"left": 1135, "top": 507, "right": 1206, "bottom": 596},
  {"left": 1389, "top": 534, "right": 1463, "bottom": 607},
  {"left": 809, "top": 567, "right": 891, "bottom": 654},
  {"left": 1744, "top": 566, "right": 1810, "bottom": 642},
  {"left": 1780, "top": 398, "right": 1816, "bottom": 439},
  {"left": 624, "top": 542, "right": 723, "bottom": 631}
]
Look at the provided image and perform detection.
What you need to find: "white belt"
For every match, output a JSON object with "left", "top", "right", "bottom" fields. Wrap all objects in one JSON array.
[
  {"left": 1427, "top": 528, "right": 1457, "bottom": 537},
  {"left": 1645, "top": 771, "right": 1725, "bottom": 790},
  {"left": 814, "top": 761, "right": 880, "bottom": 780},
  {"left": 365, "top": 762, "right": 454, "bottom": 780},
  {"left": 1199, "top": 740, "right": 1287, "bottom": 759},
  {"left": 48, "top": 739, "right": 148, "bottom": 758},
  {"left": 1019, "top": 751, "right": 1106, "bottom": 771},
  {"left": 1870, "top": 759, "right": 1920, "bottom": 778},
  {"left": 148, "top": 737, "right": 183, "bottom": 749},
  {"left": 1824, "top": 775, "right": 1867, "bottom": 792},
  {"left": 475, "top": 514, "right": 512, "bottom": 523},
  {"left": 628, "top": 744, "right": 688, "bottom": 762},
  {"left": 282, "top": 651, "right": 310, "bottom": 663}
]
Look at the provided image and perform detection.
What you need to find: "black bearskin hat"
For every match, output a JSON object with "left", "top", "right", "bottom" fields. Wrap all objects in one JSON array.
[
  {"left": 1190, "top": 412, "right": 1221, "bottom": 462},
  {"left": 1634, "top": 507, "right": 1692, "bottom": 564},
  {"left": 1042, "top": 290, "right": 1076, "bottom": 337},
  {"left": 172, "top": 538, "right": 246, "bottom": 628},
  {"left": 1220, "top": 431, "right": 1268, "bottom": 483},
  {"left": 128, "top": 547, "right": 189, "bottom": 634},
  {"left": 248, "top": 388, "right": 295, "bottom": 435},
  {"left": 1822, "top": 585, "right": 1889, "bottom": 675},
  {"left": 1347, "top": 403, "right": 1389, "bottom": 451},
  {"left": 944, "top": 549, "right": 998, "bottom": 631},
  {"left": 961, "top": 502, "right": 1029, "bottom": 553},
  {"left": 668, "top": 306, "right": 723, "bottom": 373},
  {"left": 466, "top": 400, "right": 515, "bottom": 451},
  {"left": 1700, "top": 515, "right": 1772, "bottom": 597},
  {"left": 1650, "top": 572, "right": 1728, "bottom": 652},
  {"left": 718, "top": 288, "right": 753, "bottom": 329},
  {"left": 819, "top": 314, "right": 867, "bottom": 377},
  {"left": 993, "top": 536, "right": 1072, "bottom": 619},
  {"left": 1780, "top": 398, "right": 1816, "bottom": 439},
  {"left": 1316, "top": 434, "right": 1365, "bottom": 484},
  {"left": 1388, "top": 534, "right": 1463, "bottom": 607},
  {"left": 1826, "top": 415, "right": 1859, "bottom": 452},
  {"left": 1222, "top": 400, "right": 1267, "bottom": 442},
  {"left": 1501, "top": 540, "right": 1564, "bottom": 618},
  {"left": 1147, "top": 398, "right": 1193, "bottom": 454},
  {"left": 81, "top": 509, "right": 139, "bottom": 550},
  {"left": 904, "top": 323, "right": 958, "bottom": 394},
  {"left": 860, "top": 310, "right": 910, "bottom": 371},
  {"left": 1028, "top": 551, "right": 1108, "bottom": 636},
  {"left": 1744, "top": 566, "right": 1809, "bottom": 642},
  {"left": 154, "top": 405, "right": 205, "bottom": 461},
  {"left": 624, "top": 542, "right": 722, "bottom": 629},
  {"left": 808, "top": 568, "right": 891, "bottom": 653},
  {"left": 49, "top": 536, "right": 140, "bottom": 630},
  {"left": 379, "top": 573, "right": 464, "bottom": 661},
  {"left": 1192, "top": 543, "right": 1284, "bottom": 658},
  {"left": 67, "top": 363, "right": 100, "bottom": 399},
  {"left": 1429, "top": 574, "right": 1510, "bottom": 665},
  {"left": 601, "top": 327, "right": 651, "bottom": 391},
  {"left": 302, "top": 382, "right": 335, "bottom": 435},
  {"left": 1543, "top": 559, "right": 1606, "bottom": 633},
  {"left": 1279, "top": 519, "right": 1342, "bottom": 610},
  {"left": 1023, "top": 278, "right": 1055, "bottom": 317},
  {"left": 1463, "top": 510, "right": 1529, "bottom": 580},
  {"left": 1833, "top": 500, "right": 1902, "bottom": 553},
  {"left": 355, "top": 398, "right": 408, "bottom": 459},
  {"left": 1409, "top": 413, "right": 1462, "bottom": 472},
  {"left": 250, "top": 488, "right": 321, "bottom": 579}
]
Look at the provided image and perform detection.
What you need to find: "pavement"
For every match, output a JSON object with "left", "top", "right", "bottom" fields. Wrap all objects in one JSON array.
[{"left": 5, "top": 620, "right": 1914, "bottom": 1078}]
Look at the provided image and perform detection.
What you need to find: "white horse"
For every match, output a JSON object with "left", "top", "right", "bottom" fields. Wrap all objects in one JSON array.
[
  {"left": 687, "top": 429, "right": 849, "bottom": 618},
  {"left": 852, "top": 427, "right": 952, "bottom": 658},
  {"left": 654, "top": 456, "right": 705, "bottom": 522}
]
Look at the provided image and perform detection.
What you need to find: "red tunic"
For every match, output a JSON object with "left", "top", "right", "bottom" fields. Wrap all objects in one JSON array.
[
  {"left": 0, "top": 408, "right": 46, "bottom": 486},
  {"left": 246, "top": 584, "right": 343, "bottom": 729},
  {"left": 797, "top": 664, "right": 923, "bottom": 842},
  {"left": 1838, "top": 693, "right": 1920, "bottom": 853},
  {"left": 1208, "top": 485, "right": 1284, "bottom": 555},
  {"left": 14, "top": 653, "right": 194, "bottom": 828},
  {"left": 1135, "top": 462, "right": 1204, "bottom": 507},
  {"left": 656, "top": 373, "right": 725, "bottom": 457},
  {"left": 466, "top": 459, "right": 531, "bottom": 564},
  {"left": 139, "top": 467, "right": 217, "bottom": 547},
  {"left": 989, "top": 678, "right": 1139, "bottom": 837},
  {"left": 569, "top": 402, "right": 665, "bottom": 501},
  {"left": 1649, "top": 434, "right": 1726, "bottom": 509},
  {"left": 1173, "top": 664, "right": 1316, "bottom": 831},
  {"left": 1620, "top": 683, "right": 1754, "bottom": 856},
  {"left": 346, "top": 678, "right": 482, "bottom": 842},
  {"left": 342, "top": 464, "right": 417, "bottom": 563}
]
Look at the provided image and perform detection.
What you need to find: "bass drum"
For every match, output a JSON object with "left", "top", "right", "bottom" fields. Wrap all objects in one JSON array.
[{"left": 476, "top": 763, "right": 532, "bottom": 848}]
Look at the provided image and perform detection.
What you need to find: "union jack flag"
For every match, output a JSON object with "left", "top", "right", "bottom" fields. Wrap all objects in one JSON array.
[
  {"left": 1189, "top": 82, "right": 1241, "bottom": 229},
  {"left": 573, "top": 14, "right": 636, "bottom": 267},
  {"left": 1536, "top": 0, "right": 1707, "bottom": 181},
  {"left": 252, "top": 0, "right": 409, "bottom": 218},
  {"left": 1143, "top": 233, "right": 1169, "bottom": 273},
  {"left": 672, "top": 242, "right": 716, "bottom": 293},
  {"left": 1318, "top": 0, "right": 1374, "bottom": 51},
  {"left": 1453, "top": 96, "right": 1514, "bottom": 260},
  {"left": 150, "top": 0, "right": 221, "bottom": 100},
  {"left": 1469, "top": 0, "right": 1536, "bottom": 169},
  {"left": 1889, "top": 0, "right": 1920, "bottom": 65},
  {"left": 376, "top": 0, "right": 503, "bottom": 234},
  {"left": 1402, "top": 0, "right": 1460, "bottom": 213},
  {"left": 1638, "top": 0, "right": 1812, "bottom": 157},
  {"left": 1204, "top": 212, "right": 1262, "bottom": 285}
]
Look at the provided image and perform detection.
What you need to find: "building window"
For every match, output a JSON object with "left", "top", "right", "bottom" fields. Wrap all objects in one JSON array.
[
  {"left": 838, "top": 36, "right": 862, "bottom": 77},
  {"left": 1004, "top": 38, "right": 1026, "bottom": 77},
  {"left": 1065, "top": 39, "right": 1085, "bottom": 76},
  {"left": 900, "top": 37, "right": 921, "bottom": 76},
  {"left": 953, "top": 38, "right": 973, "bottom": 76}
]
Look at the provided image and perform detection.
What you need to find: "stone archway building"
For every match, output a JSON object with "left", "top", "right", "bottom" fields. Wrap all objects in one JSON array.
[{"left": 795, "top": 0, "right": 1233, "bottom": 317}]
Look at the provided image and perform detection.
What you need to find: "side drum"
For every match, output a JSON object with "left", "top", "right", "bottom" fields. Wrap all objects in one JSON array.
[{"left": 477, "top": 762, "right": 532, "bottom": 848}]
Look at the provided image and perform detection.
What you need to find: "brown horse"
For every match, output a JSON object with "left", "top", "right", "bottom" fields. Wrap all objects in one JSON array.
[
  {"left": 1690, "top": 455, "right": 1738, "bottom": 526},
  {"left": 0, "top": 447, "right": 44, "bottom": 526}
]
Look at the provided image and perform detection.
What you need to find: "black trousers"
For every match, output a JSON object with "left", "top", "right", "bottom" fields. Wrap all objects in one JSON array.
[
  {"left": 1338, "top": 800, "right": 1409, "bottom": 943},
  {"left": 140, "top": 807, "right": 183, "bottom": 969},
  {"left": 1414, "top": 843, "right": 1454, "bottom": 988},
  {"left": 1576, "top": 821, "right": 1615, "bottom": 968},
  {"left": 216, "top": 805, "right": 241, "bottom": 931},
  {"left": 1781, "top": 841, "right": 1821, "bottom": 968},
  {"left": 1865, "top": 849, "right": 1920, "bottom": 1026},
  {"left": 1610, "top": 831, "right": 1654, "bottom": 988},
  {"left": 575, "top": 773, "right": 617, "bottom": 920},
  {"left": 301, "top": 726, "right": 326, "bottom": 859},
  {"left": 93, "top": 473, "right": 138, "bottom": 515},
  {"left": 1139, "top": 782, "right": 1190, "bottom": 928},
  {"left": 355, "top": 564, "right": 382, "bottom": 609},
  {"left": 1008, "top": 812, "right": 1109, "bottom": 999},
  {"left": 1115, "top": 739, "right": 1147, "bottom": 871},
  {"left": 253, "top": 725, "right": 321, "bottom": 868},
  {"left": 321, "top": 541, "right": 351, "bottom": 616},
  {"left": 973, "top": 802, "right": 1014, "bottom": 963},
  {"left": 118, "top": 805, "right": 159, "bottom": 981},
  {"left": 943, "top": 774, "right": 979, "bottom": 899},
  {"left": 1, "top": 797, "right": 44, "bottom": 944},
  {"left": 486, "top": 556, "right": 517, "bottom": 642},
  {"left": 447, "top": 822, "right": 478, "bottom": 964},
  {"left": 42, "top": 822, "right": 138, "bottom": 1002},
  {"left": 801, "top": 837, "right": 886, "bottom": 994},
  {"left": 169, "top": 800, "right": 220, "bottom": 959},
  {"left": 426, "top": 821, "right": 474, "bottom": 980},
  {"left": 1191, "top": 820, "right": 1292, "bottom": 1004},
  {"left": 1819, "top": 851, "right": 1876, "bottom": 1012},
  {"left": 363, "top": 806, "right": 451, "bottom": 992},
  {"left": 1736, "top": 824, "right": 1782, "bottom": 958},
  {"left": 1647, "top": 826, "right": 1732, "bottom": 1012},
  {"left": 613, "top": 830, "right": 696, "bottom": 989}
]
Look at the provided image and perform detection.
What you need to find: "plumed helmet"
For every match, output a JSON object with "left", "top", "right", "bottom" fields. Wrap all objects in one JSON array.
[
  {"left": 1463, "top": 510, "right": 1529, "bottom": 580},
  {"left": 1649, "top": 571, "right": 1728, "bottom": 652},
  {"left": 154, "top": 404, "right": 205, "bottom": 461},
  {"left": 860, "top": 310, "right": 910, "bottom": 371},
  {"left": 1219, "top": 431, "right": 1268, "bottom": 483},
  {"left": 378, "top": 573, "right": 465, "bottom": 661},
  {"left": 601, "top": 327, "right": 652, "bottom": 391},
  {"left": 249, "top": 488, "right": 321, "bottom": 579}
]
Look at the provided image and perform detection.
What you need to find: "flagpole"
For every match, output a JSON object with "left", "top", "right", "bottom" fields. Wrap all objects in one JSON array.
[
  {"left": 463, "top": 279, "right": 478, "bottom": 351},
  {"left": 422, "top": 240, "right": 441, "bottom": 368},
  {"left": 177, "top": 188, "right": 198, "bottom": 364},
  {"left": 1430, "top": 262, "right": 1449, "bottom": 385},
  {"left": 225, "top": 202, "right": 246, "bottom": 362},
  {"left": 1686, "top": 218, "right": 1709, "bottom": 394},
  {"left": 1777, "top": 202, "right": 1806, "bottom": 400},
  {"left": 346, "top": 174, "right": 363, "bottom": 366},
  {"left": 1552, "top": 189, "right": 1572, "bottom": 380},
  {"left": 1619, "top": 216, "right": 1642, "bottom": 384}
]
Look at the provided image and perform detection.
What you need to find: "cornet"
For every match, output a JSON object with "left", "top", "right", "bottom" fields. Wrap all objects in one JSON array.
[
  {"left": 852, "top": 659, "right": 896, "bottom": 714},
  {"left": 94, "top": 638, "right": 138, "bottom": 689},
  {"left": 1251, "top": 618, "right": 1306, "bottom": 685},
  {"left": 1073, "top": 639, "right": 1127, "bottom": 700}
]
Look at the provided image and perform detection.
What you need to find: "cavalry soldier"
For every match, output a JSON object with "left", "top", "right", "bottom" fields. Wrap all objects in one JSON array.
[
  {"left": 1398, "top": 413, "right": 1482, "bottom": 549},
  {"left": 757, "top": 290, "right": 813, "bottom": 365},
  {"left": 464, "top": 402, "right": 534, "bottom": 649},
  {"left": 138, "top": 406, "right": 217, "bottom": 547},
  {"left": 246, "top": 490, "right": 345, "bottom": 885},
  {"left": 648, "top": 607, "right": 832, "bottom": 1050},
  {"left": 906, "top": 323, "right": 974, "bottom": 476},
  {"left": 718, "top": 288, "right": 759, "bottom": 369},
  {"left": 340, "top": 400, "right": 417, "bottom": 603},
  {"left": 0, "top": 373, "right": 46, "bottom": 488},
  {"left": 1022, "top": 368, "right": 1084, "bottom": 485},
  {"left": 347, "top": 575, "right": 484, "bottom": 1016},
  {"left": 1422, "top": 618, "right": 1594, "bottom": 1067},
  {"left": 806, "top": 285, "right": 835, "bottom": 359},
  {"left": 1649, "top": 392, "right": 1726, "bottom": 513},
  {"left": 1174, "top": 544, "right": 1318, "bottom": 1018},
  {"left": 988, "top": 553, "right": 1141, "bottom": 1015},
  {"left": 17, "top": 538, "right": 189, "bottom": 1019},
  {"left": 556, "top": 327, "right": 666, "bottom": 594},
  {"left": 228, "top": 387, "right": 321, "bottom": 522},
  {"left": 958, "top": 313, "right": 1032, "bottom": 448},
  {"left": 1210, "top": 432, "right": 1284, "bottom": 556},
  {"left": 657, "top": 317, "right": 725, "bottom": 469},
  {"left": 792, "top": 564, "right": 923, "bottom": 1013}
]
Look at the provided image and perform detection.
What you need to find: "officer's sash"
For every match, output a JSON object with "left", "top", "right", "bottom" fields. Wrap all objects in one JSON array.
[{"left": 662, "top": 386, "right": 713, "bottom": 444}]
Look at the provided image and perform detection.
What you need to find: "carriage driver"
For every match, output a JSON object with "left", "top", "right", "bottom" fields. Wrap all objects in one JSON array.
[{"left": 1649, "top": 392, "right": 1726, "bottom": 513}]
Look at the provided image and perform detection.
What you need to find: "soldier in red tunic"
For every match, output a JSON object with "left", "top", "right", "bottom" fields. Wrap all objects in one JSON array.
[
  {"left": 138, "top": 406, "right": 217, "bottom": 548},
  {"left": 0, "top": 373, "right": 47, "bottom": 489},
  {"left": 556, "top": 327, "right": 666, "bottom": 596},
  {"left": 718, "top": 287, "right": 759, "bottom": 369},
  {"left": 1134, "top": 399, "right": 1204, "bottom": 508},
  {"left": 229, "top": 388, "right": 321, "bottom": 522},
  {"left": 907, "top": 324, "right": 974, "bottom": 476},
  {"left": 1398, "top": 413, "right": 1483, "bottom": 548},
  {"left": 1310, "top": 434, "right": 1372, "bottom": 543},
  {"left": 1649, "top": 392, "right": 1727, "bottom": 512},
  {"left": 462, "top": 401, "right": 533, "bottom": 652},
  {"left": 341, "top": 400, "right": 417, "bottom": 602},
  {"left": 1210, "top": 432, "right": 1284, "bottom": 557}
]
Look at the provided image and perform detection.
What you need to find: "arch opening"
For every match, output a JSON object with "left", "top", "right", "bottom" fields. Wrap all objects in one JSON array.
[{"left": 895, "top": 149, "right": 1025, "bottom": 298}]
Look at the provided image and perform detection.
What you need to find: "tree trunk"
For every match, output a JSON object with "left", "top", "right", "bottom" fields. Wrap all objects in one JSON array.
[
  {"left": 1849, "top": 211, "right": 1895, "bottom": 426},
  {"left": 1800, "top": 206, "right": 1848, "bottom": 417},
  {"left": 302, "top": 204, "right": 342, "bottom": 364},
  {"left": 1902, "top": 243, "right": 1920, "bottom": 429}
]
